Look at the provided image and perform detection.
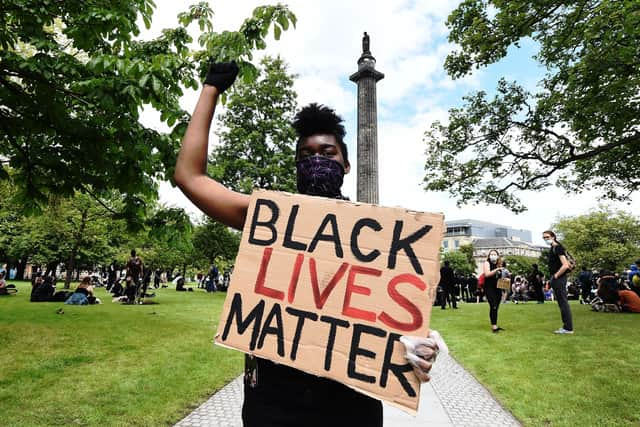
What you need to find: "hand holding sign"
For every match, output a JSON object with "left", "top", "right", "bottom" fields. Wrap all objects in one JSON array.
[
  {"left": 216, "top": 190, "right": 445, "bottom": 414},
  {"left": 400, "top": 330, "right": 448, "bottom": 383}
]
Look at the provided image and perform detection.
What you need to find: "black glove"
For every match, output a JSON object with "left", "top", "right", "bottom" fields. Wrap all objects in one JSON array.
[{"left": 204, "top": 60, "right": 239, "bottom": 93}]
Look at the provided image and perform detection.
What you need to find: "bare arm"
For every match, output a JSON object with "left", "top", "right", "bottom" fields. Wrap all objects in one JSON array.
[
  {"left": 174, "top": 85, "right": 249, "bottom": 230},
  {"left": 483, "top": 260, "right": 501, "bottom": 277}
]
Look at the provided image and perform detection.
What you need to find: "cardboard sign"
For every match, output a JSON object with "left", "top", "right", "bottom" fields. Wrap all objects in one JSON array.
[{"left": 215, "top": 190, "right": 444, "bottom": 414}]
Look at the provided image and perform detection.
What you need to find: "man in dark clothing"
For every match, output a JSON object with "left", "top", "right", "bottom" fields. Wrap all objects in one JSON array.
[
  {"left": 440, "top": 261, "right": 457, "bottom": 309},
  {"left": 126, "top": 250, "right": 144, "bottom": 285},
  {"left": 543, "top": 230, "right": 574, "bottom": 334},
  {"left": 30, "top": 274, "right": 55, "bottom": 302},
  {"left": 528, "top": 264, "right": 545, "bottom": 304},
  {"left": 125, "top": 249, "right": 144, "bottom": 301},
  {"left": 577, "top": 266, "right": 593, "bottom": 304}
]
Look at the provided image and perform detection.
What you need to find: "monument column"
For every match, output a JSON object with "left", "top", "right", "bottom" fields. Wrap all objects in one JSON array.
[{"left": 349, "top": 32, "right": 384, "bottom": 204}]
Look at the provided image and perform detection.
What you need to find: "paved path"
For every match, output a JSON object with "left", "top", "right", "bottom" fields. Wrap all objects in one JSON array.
[{"left": 175, "top": 353, "right": 521, "bottom": 427}]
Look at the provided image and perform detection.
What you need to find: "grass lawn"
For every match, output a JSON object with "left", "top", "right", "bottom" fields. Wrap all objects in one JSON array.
[
  {"left": 0, "top": 281, "right": 243, "bottom": 427},
  {"left": 430, "top": 300, "right": 640, "bottom": 426},
  {"left": 2, "top": 282, "right": 639, "bottom": 426}
]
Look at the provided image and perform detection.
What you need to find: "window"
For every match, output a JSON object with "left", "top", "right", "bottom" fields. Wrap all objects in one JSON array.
[
  {"left": 443, "top": 241, "right": 449, "bottom": 248},
  {"left": 454, "top": 240, "right": 460, "bottom": 248}
]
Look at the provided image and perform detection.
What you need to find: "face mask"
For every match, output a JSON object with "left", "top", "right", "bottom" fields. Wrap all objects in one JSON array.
[
  {"left": 296, "top": 156, "right": 345, "bottom": 198},
  {"left": 544, "top": 239, "right": 553, "bottom": 245},
  {"left": 489, "top": 255, "right": 498, "bottom": 262}
]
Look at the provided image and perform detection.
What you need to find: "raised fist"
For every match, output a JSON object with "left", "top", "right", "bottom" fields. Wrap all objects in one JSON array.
[{"left": 204, "top": 60, "right": 239, "bottom": 93}]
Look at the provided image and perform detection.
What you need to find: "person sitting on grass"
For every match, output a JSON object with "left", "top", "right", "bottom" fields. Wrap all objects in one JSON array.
[
  {"left": 175, "top": 277, "right": 193, "bottom": 292},
  {"left": 30, "top": 274, "right": 55, "bottom": 302},
  {"left": 596, "top": 271, "right": 620, "bottom": 304},
  {"left": 618, "top": 288, "right": 640, "bottom": 313},
  {"left": 65, "top": 276, "right": 99, "bottom": 305},
  {"left": 0, "top": 271, "right": 17, "bottom": 295}
]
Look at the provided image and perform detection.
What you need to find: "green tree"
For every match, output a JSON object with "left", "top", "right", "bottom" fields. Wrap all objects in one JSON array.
[
  {"left": 210, "top": 56, "right": 298, "bottom": 193},
  {"left": 143, "top": 207, "right": 194, "bottom": 276},
  {"left": 1, "top": 1, "right": 296, "bottom": 221},
  {"left": 424, "top": 1, "right": 640, "bottom": 212},
  {"left": 458, "top": 243, "right": 476, "bottom": 270},
  {"left": 442, "top": 250, "right": 475, "bottom": 276},
  {"left": 553, "top": 208, "right": 640, "bottom": 272},
  {"left": 192, "top": 219, "right": 241, "bottom": 268},
  {"left": 2, "top": 192, "right": 121, "bottom": 287},
  {"left": 503, "top": 255, "right": 538, "bottom": 278}
]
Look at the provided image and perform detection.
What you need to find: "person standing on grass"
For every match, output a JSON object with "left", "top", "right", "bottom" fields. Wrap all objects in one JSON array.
[
  {"left": 528, "top": 263, "right": 545, "bottom": 304},
  {"left": 483, "top": 250, "right": 504, "bottom": 333},
  {"left": 577, "top": 265, "right": 593, "bottom": 304},
  {"left": 543, "top": 230, "right": 574, "bottom": 335},
  {"left": 440, "top": 260, "right": 457, "bottom": 309},
  {"left": 174, "top": 60, "right": 445, "bottom": 427}
]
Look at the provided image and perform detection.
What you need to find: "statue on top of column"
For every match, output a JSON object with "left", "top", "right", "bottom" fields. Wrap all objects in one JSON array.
[{"left": 362, "top": 32, "right": 370, "bottom": 54}]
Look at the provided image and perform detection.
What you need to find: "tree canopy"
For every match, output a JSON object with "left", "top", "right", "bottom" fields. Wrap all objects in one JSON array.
[
  {"left": 424, "top": 0, "right": 640, "bottom": 212},
  {"left": 554, "top": 208, "right": 640, "bottom": 272},
  {"left": 442, "top": 249, "right": 476, "bottom": 276},
  {"left": 210, "top": 55, "right": 298, "bottom": 194},
  {"left": 1, "top": 1, "right": 296, "bottom": 222}
]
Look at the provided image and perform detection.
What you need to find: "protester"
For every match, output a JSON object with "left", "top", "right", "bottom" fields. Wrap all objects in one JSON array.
[
  {"left": 126, "top": 250, "right": 144, "bottom": 287},
  {"left": 475, "top": 274, "right": 485, "bottom": 303},
  {"left": 528, "top": 263, "right": 545, "bottom": 304},
  {"left": 618, "top": 289, "right": 640, "bottom": 313},
  {"left": 440, "top": 260, "right": 457, "bottom": 310},
  {"left": 125, "top": 249, "right": 144, "bottom": 302},
  {"left": 596, "top": 271, "right": 620, "bottom": 304},
  {"left": 628, "top": 261, "right": 640, "bottom": 297},
  {"left": 107, "top": 261, "right": 118, "bottom": 290},
  {"left": 499, "top": 261, "right": 511, "bottom": 304},
  {"left": 173, "top": 61, "right": 444, "bottom": 427},
  {"left": 483, "top": 250, "right": 505, "bottom": 333},
  {"left": 577, "top": 266, "right": 593, "bottom": 304},
  {"left": 154, "top": 269, "right": 162, "bottom": 289},
  {"left": 30, "top": 274, "right": 53, "bottom": 302},
  {"left": 65, "top": 276, "right": 99, "bottom": 305},
  {"left": 543, "top": 230, "right": 574, "bottom": 334},
  {"left": 0, "top": 271, "right": 17, "bottom": 295}
]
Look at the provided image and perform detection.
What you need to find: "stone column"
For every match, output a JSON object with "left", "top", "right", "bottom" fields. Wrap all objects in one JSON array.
[{"left": 349, "top": 32, "right": 384, "bottom": 204}]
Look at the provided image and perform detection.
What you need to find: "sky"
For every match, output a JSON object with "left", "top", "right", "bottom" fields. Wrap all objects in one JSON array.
[{"left": 139, "top": 0, "right": 638, "bottom": 246}]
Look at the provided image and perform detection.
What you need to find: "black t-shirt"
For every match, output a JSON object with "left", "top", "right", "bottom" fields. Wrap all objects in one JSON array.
[
  {"left": 548, "top": 244, "right": 566, "bottom": 275},
  {"left": 75, "top": 287, "right": 90, "bottom": 296},
  {"left": 440, "top": 265, "right": 454, "bottom": 286},
  {"left": 484, "top": 261, "right": 498, "bottom": 288},
  {"left": 242, "top": 357, "right": 382, "bottom": 427}
]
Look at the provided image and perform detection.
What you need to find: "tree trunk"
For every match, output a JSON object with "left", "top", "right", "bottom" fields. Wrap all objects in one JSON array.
[
  {"left": 64, "top": 209, "right": 88, "bottom": 289},
  {"left": 64, "top": 255, "right": 76, "bottom": 289}
]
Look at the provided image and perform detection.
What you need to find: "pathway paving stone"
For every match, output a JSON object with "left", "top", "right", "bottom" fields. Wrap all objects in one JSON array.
[{"left": 175, "top": 353, "right": 521, "bottom": 427}]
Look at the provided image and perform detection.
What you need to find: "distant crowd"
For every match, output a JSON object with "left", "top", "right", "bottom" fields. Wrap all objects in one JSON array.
[
  {"left": 436, "top": 263, "right": 640, "bottom": 313},
  {"left": 1, "top": 249, "right": 233, "bottom": 305}
]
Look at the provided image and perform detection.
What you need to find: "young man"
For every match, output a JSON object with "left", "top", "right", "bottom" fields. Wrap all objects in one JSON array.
[
  {"left": 174, "top": 61, "right": 443, "bottom": 426},
  {"left": 543, "top": 230, "right": 574, "bottom": 334}
]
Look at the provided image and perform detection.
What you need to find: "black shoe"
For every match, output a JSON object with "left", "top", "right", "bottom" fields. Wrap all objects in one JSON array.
[{"left": 492, "top": 327, "right": 505, "bottom": 333}]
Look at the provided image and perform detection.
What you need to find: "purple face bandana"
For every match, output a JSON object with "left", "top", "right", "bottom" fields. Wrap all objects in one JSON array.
[{"left": 296, "top": 156, "right": 345, "bottom": 198}]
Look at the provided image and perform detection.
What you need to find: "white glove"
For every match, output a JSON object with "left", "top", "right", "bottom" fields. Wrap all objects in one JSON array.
[{"left": 400, "top": 330, "right": 448, "bottom": 383}]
